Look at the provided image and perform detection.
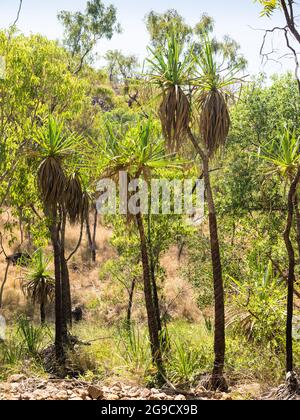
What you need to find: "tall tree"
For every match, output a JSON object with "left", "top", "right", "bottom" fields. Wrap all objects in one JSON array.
[
  {"left": 33, "top": 117, "right": 82, "bottom": 362},
  {"left": 58, "top": 0, "right": 121, "bottom": 74},
  {"left": 97, "top": 119, "right": 180, "bottom": 377},
  {"left": 147, "top": 32, "right": 244, "bottom": 391},
  {"left": 260, "top": 127, "right": 300, "bottom": 392}
]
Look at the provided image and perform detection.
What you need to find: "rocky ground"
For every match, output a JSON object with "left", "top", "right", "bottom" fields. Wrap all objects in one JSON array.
[{"left": 0, "top": 375, "right": 234, "bottom": 401}]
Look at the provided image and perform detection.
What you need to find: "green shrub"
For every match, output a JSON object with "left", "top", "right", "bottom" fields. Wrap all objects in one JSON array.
[{"left": 226, "top": 261, "right": 286, "bottom": 349}]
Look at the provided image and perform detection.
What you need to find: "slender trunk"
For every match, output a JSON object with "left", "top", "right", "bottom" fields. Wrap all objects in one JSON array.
[
  {"left": 40, "top": 299, "right": 46, "bottom": 325},
  {"left": 0, "top": 261, "right": 10, "bottom": 309},
  {"left": 284, "top": 168, "right": 300, "bottom": 375},
  {"left": 50, "top": 218, "right": 64, "bottom": 362},
  {"left": 136, "top": 212, "right": 163, "bottom": 373},
  {"left": 92, "top": 206, "right": 98, "bottom": 263},
  {"left": 18, "top": 207, "right": 24, "bottom": 245},
  {"left": 203, "top": 158, "right": 227, "bottom": 391},
  {"left": 187, "top": 128, "right": 227, "bottom": 390},
  {"left": 86, "top": 212, "right": 96, "bottom": 263},
  {"left": 147, "top": 213, "right": 162, "bottom": 333},
  {"left": 126, "top": 277, "right": 137, "bottom": 331},
  {"left": 60, "top": 210, "right": 72, "bottom": 328},
  {"left": 294, "top": 195, "right": 300, "bottom": 262}
]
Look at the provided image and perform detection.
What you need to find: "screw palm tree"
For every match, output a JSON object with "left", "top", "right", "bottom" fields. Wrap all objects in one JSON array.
[
  {"left": 22, "top": 249, "right": 54, "bottom": 325},
  {"left": 98, "top": 119, "right": 179, "bottom": 376},
  {"left": 33, "top": 116, "right": 82, "bottom": 361},
  {"left": 147, "top": 31, "right": 195, "bottom": 151},
  {"left": 260, "top": 127, "right": 300, "bottom": 392},
  {"left": 147, "top": 33, "right": 243, "bottom": 391}
]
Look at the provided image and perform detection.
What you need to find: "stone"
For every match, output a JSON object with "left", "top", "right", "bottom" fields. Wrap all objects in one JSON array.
[
  {"left": 174, "top": 395, "right": 187, "bottom": 400},
  {"left": 88, "top": 385, "right": 104, "bottom": 400},
  {"left": 141, "top": 389, "right": 151, "bottom": 399},
  {"left": 105, "top": 394, "right": 120, "bottom": 400},
  {"left": 8, "top": 375, "right": 26, "bottom": 383},
  {"left": 152, "top": 393, "right": 168, "bottom": 400},
  {"left": 56, "top": 391, "right": 69, "bottom": 400}
]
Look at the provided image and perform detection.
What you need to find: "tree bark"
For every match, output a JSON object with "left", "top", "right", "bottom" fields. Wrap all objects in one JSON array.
[
  {"left": 40, "top": 299, "right": 46, "bottom": 325},
  {"left": 147, "top": 213, "right": 162, "bottom": 333},
  {"left": 50, "top": 218, "right": 64, "bottom": 362},
  {"left": 0, "top": 260, "right": 10, "bottom": 309},
  {"left": 187, "top": 128, "right": 227, "bottom": 391},
  {"left": 136, "top": 211, "right": 163, "bottom": 373},
  {"left": 284, "top": 168, "right": 300, "bottom": 375},
  {"left": 281, "top": 0, "right": 300, "bottom": 44},
  {"left": 203, "top": 158, "right": 227, "bottom": 391},
  {"left": 86, "top": 212, "right": 96, "bottom": 263},
  {"left": 293, "top": 195, "right": 300, "bottom": 262},
  {"left": 60, "top": 210, "right": 72, "bottom": 327},
  {"left": 126, "top": 277, "right": 137, "bottom": 331},
  {"left": 92, "top": 206, "right": 98, "bottom": 263}
]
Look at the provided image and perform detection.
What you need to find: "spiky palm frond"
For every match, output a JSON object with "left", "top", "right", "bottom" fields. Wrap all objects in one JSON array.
[
  {"left": 22, "top": 249, "right": 55, "bottom": 306},
  {"left": 34, "top": 117, "right": 82, "bottom": 213},
  {"left": 65, "top": 173, "right": 84, "bottom": 225},
  {"left": 147, "top": 32, "right": 194, "bottom": 150},
  {"left": 38, "top": 156, "right": 66, "bottom": 213},
  {"left": 195, "top": 36, "right": 243, "bottom": 156},
  {"left": 259, "top": 127, "right": 300, "bottom": 179},
  {"left": 159, "top": 85, "right": 190, "bottom": 151},
  {"left": 101, "top": 119, "right": 182, "bottom": 180},
  {"left": 198, "top": 89, "right": 230, "bottom": 155}
]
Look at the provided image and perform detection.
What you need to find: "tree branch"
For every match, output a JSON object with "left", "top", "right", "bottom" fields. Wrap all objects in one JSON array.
[{"left": 12, "top": 0, "right": 23, "bottom": 27}]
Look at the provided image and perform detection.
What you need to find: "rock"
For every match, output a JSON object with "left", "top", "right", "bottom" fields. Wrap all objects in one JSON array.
[
  {"left": 151, "top": 393, "right": 168, "bottom": 400},
  {"left": 128, "top": 390, "right": 141, "bottom": 398},
  {"left": 141, "top": 389, "right": 151, "bottom": 399},
  {"left": 56, "top": 391, "right": 69, "bottom": 400},
  {"left": 88, "top": 385, "right": 104, "bottom": 400},
  {"left": 106, "top": 394, "right": 120, "bottom": 400},
  {"left": 8, "top": 374, "right": 26, "bottom": 383},
  {"left": 174, "top": 395, "right": 187, "bottom": 400}
]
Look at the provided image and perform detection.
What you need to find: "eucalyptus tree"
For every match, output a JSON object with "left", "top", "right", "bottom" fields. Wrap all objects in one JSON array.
[
  {"left": 260, "top": 127, "right": 300, "bottom": 392},
  {"left": 22, "top": 249, "right": 55, "bottom": 325},
  {"left": 147, "top": 33, "right": 244, "bottom": 391},
  {"left": 58, "top": 0, "right": 121, "bottom": 74}
]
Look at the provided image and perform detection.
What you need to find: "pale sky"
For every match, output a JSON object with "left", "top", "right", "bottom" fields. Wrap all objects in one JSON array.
[{"left": 0, "top": 0, "right": 298, "bottom": 77}]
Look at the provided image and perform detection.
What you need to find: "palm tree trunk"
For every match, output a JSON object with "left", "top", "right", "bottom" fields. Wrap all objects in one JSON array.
[
  {"left": 293, "top": 195, "right": 300, "bottom": 262},
  {"left": 50, "top": 219, "right": 64, "bottom": 362},
  {"left": 92, "top": 206, "right": 98, "bottom": 263},
  {"left": 126, "top": 277, "right": 137, "bottom": 331},
  {"left": 147, "top": 213, "right": 162, "bottom": 333},
  {"left": 136, "top": 211, "right": 163, "bottom": 374},
  {"left": 284, "top": 168, "right": 300, "bottom": 379},
  {"left": 60, "top": 210, "right": 72, "bottom": 328},
  {"left": 40, "top": 299, "right": 46, "bottom": 325},
  {"left": 0, "top": 260, "right": 10, "bottom": 309},
  {"left": 86, "top": 212, "right": 96, "bottom": 263},
  {"left": 203, "top": 158, "right": 227, "bottom": 392}
]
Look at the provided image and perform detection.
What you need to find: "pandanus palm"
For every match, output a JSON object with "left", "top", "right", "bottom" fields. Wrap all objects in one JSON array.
[
  {"left": 33, "top": 116, "right": 81, "bottom": 361},
  {"left": 98, "top": 119, "right": 178, "bottom": 376},
  {"left": 192, "top": 38, "right": 244, "bottom": 391},
  {"left": 147, "top": 34, "right": 243, "bottom": 390},
  {"left": 260, "top": 127, "right": 300, "bottom": 391},
  {"left": 22, "top": 249, "right": 55, "bottom": 325},
  {"left": 147, "top": 31, "right": 195, "bottom": 151}
]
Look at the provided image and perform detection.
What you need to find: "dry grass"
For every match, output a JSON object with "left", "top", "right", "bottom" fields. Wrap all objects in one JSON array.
[
  {"left": 162, "top": 246, "right": 201, "bottom": 322},
  {"left": 1, "top": 212, "right": 200, "bottom": 326}
]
